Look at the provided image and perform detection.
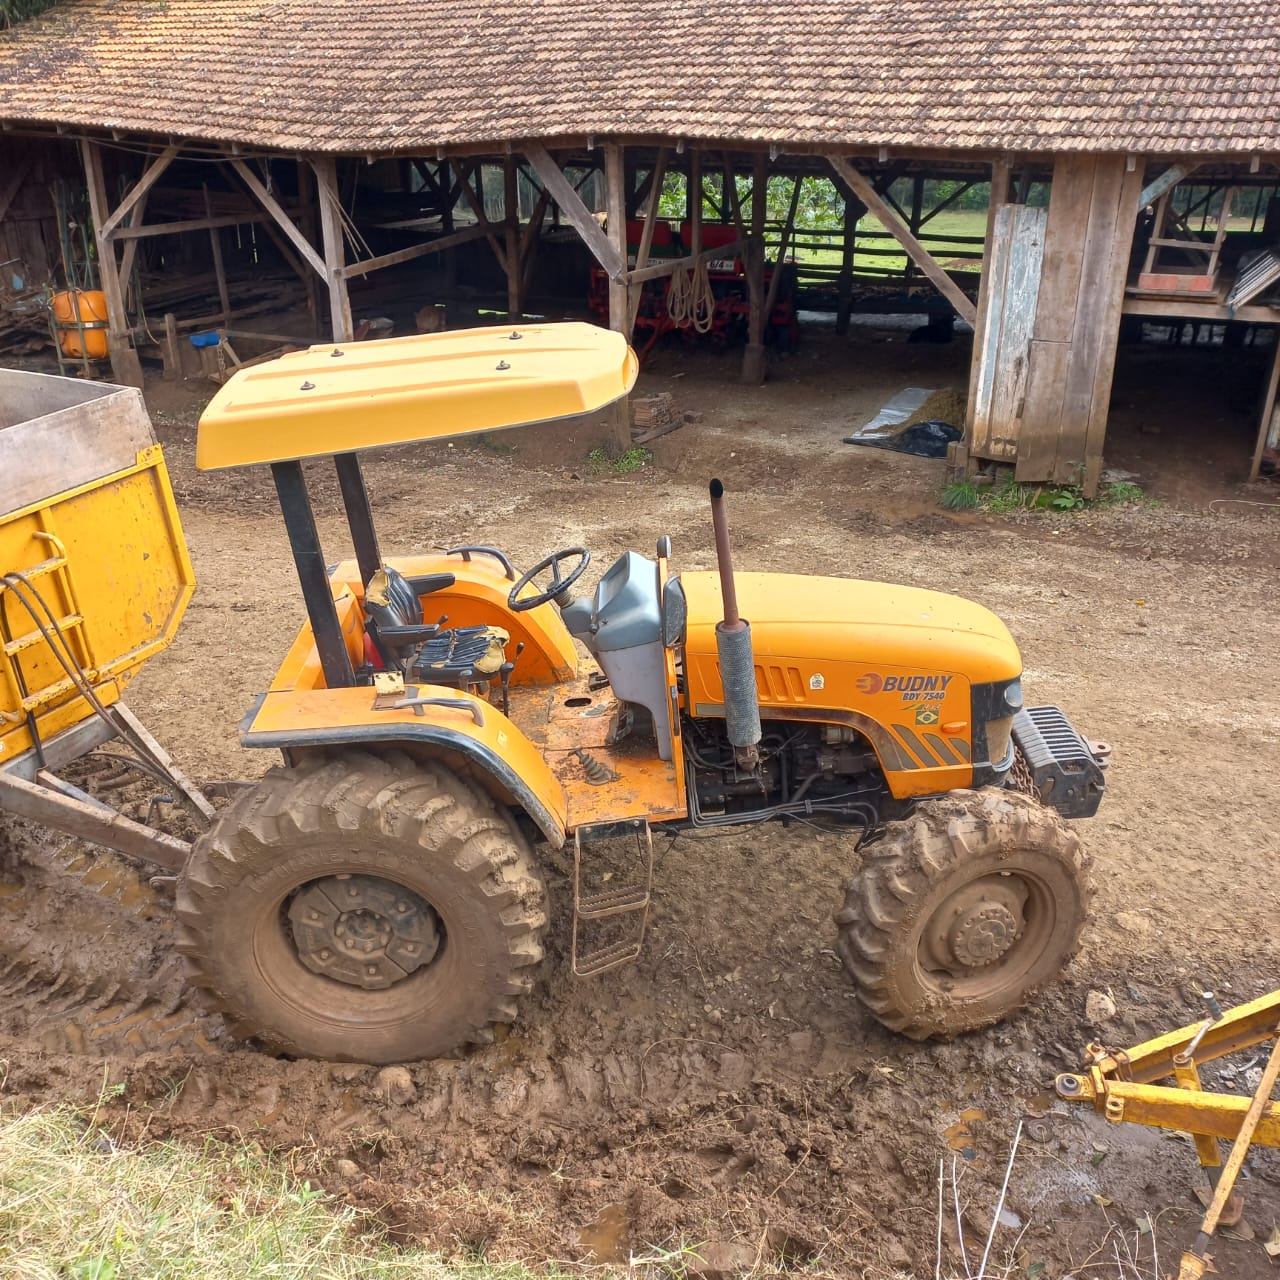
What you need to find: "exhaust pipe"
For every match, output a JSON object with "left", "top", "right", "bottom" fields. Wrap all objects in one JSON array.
[{"left": 709, "top": 479, "right": 761, "bottom": 769}]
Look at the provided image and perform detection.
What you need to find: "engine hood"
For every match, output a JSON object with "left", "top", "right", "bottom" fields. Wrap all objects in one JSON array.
[{"left": 679, "top": 571, "right": 1022, "bottom": 686}]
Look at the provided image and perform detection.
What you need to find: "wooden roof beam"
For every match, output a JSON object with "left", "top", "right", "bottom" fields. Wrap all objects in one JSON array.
[
  {"left": 98, "top": 142, "right": 179, "bottom": 239},
  {"left": 1140, "top": 163, "right": 1199, "bottom": 209},
  {"left": 525, "top": 143, "right": 624, "bottom": 279},
  {"left": 337, "top": 221, "right": 490, "bottom": 281},
  {"left": 827, "top": 154, "right": 977, "bottom": 326},
  {"left": 228, "top": 156, "right": 326, "bottom": 278},
  {"left": 449, "top": 160, "right": 509, "bottom": 275}
]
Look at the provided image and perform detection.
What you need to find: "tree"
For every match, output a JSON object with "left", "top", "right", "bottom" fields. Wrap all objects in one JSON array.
[{"left": 2, "top": 0, "right": 57, "bottom": 26}]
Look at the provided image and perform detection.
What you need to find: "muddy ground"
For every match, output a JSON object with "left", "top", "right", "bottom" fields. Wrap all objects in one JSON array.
[{"left": 3, "top": 327, "right": 1280, "bottom": 1278}]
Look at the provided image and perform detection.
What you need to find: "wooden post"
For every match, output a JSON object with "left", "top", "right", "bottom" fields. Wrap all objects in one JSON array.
[
  {"left": 297, "top": 160, "right": 322, "bottom": 336},
  {"left": 763, "top": 175, "right": 802, "bottom": 320},
  {"left": 162, "top": 311, "right": 180, "bottom": 380},
  {"left": 722, "top": 156, "right": 744, "bottom": 232},
  {"left": 904, "top": 174, "right": 925, "bottom": 286},
  {"left": 438, "top": 161, "right": 456, "bottom": 233},
  {"left": 604, "top": 143, "right": 631, "bottom": 450},
  {"left": 312, "top": 156, "right": 353, "bottom": 342},
  {"left": 118, "top": 185, "right": 153, "bottom": 312},
  {"left": 963, "top": 155, "right": 1012, "bottom": 465},
  {"left": 629, "top": 147, "right": 669, "bottom": 331},
  {"left": 1249, "top": 338, "right": 1280, "bottom": 481},
  {"left": 689, "top": 150, "right": 703, "bottom": 257},
  {"left": 79, "top": 138, "right": 144, "bottom": 388},
  {"left": 520, "top": 181, "right": 552, "bottom": 298},
  {"left": 836, "top": 186, "right": 858, "bottom": 336},
  {"left": 204, "top": 184, "right": 231, "bottom": 321},
  {"left": 503, "top": 155, "right": 522, "bottom": 319},
  {"left": 1010, "top": 154, "right": 1144, "bottom": 492},
  {"left": 742, "top": 151, "right": 768, "bottom": 384},
  {"left": 442, "top": 164, "right": 460, "bottom": 290}
]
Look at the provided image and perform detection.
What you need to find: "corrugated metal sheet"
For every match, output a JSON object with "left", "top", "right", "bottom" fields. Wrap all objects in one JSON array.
[{"left": 0, "top": 1, "right": 1278, "bottom": 155}]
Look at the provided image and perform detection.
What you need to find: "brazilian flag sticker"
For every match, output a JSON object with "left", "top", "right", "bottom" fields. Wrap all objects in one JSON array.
[{"left": 915, "top": 707, "right": 940, "bottom": 726}]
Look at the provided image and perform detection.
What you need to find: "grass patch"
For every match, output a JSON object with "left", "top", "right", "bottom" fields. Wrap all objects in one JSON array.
[
  {"left": 0, "top": 1104, "right": 554, "bottom": 1280},
  {"left": 941, "top": 474, "right": 1156, "bottom": 514},
  {"left": 585, "top": 446, "right": 651, "bottom": 474}
]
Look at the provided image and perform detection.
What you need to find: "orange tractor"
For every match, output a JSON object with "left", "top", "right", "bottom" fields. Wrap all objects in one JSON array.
[{"left": 1, "top": 325, "right": 1106, "bottom": 1065}]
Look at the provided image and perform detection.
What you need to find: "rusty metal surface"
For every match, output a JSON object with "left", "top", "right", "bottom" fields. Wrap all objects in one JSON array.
[{"left": 507, "top": 670, "right": 684, "bottom": 828}]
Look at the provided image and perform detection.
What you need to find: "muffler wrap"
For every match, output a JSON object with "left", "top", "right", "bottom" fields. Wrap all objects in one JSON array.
[{"left": 716, "top": 620, "right": 762, "bottom": 751}]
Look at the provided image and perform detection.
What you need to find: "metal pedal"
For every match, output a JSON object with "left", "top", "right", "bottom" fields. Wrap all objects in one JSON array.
[{"left": 570, "top": 820, "right": 654, "bottom": 977}]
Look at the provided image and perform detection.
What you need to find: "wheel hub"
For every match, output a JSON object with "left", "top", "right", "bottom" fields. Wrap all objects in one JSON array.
[
  {"left": 289, "top": 874, "right": 439, "bottom": 989},
  {"left": 921, "top": 876, "right": 1028, "bottom": 977},
  {"left": 948, "top": 902, "right": 1020, "bottom": 968}
]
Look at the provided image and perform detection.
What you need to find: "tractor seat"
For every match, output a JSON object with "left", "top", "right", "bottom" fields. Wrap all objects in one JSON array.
[{"left": 364, "top": 566, "right": 509, "bottom": 686}]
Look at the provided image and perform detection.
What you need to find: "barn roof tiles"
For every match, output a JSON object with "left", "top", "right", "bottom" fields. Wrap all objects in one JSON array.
[{"left": 0, "top": 0, "right": 1278, "bottom": 155}]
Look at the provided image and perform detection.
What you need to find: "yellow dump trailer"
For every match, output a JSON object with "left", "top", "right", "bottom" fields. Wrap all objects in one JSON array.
[{"left": 0, "top": 369, "right": 212, "bottom": 868}]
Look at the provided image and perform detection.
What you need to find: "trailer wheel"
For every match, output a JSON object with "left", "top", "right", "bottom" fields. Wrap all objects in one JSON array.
[
  {"left": 834, "top": 788, "right": 1091, "bottom": 1040},
  {"left": 175, "top": 751, "right": 547, "bottom": 1063}
]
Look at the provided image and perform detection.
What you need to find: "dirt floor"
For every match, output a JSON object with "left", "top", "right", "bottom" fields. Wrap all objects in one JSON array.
[{"left": 3, "top": 325, "right": 1280, "bottom": 1278}]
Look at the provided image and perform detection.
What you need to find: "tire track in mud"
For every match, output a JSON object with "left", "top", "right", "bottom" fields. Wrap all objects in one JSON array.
[
  {"left": 0, "top": 807, "right": 925, "bottom": 1272},
  {"left": 0, "top": 818, "right": 229, "bottom": 1057}
]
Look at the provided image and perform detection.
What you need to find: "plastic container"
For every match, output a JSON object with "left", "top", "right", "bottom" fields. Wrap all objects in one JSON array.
[{"left": 51, "top": 289, "right": 110, "bottom": 359}]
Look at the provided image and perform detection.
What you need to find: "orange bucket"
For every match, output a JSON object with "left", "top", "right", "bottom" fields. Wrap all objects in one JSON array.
[{"left": 51, "top": 289, "right": 110, "bottom": 359}]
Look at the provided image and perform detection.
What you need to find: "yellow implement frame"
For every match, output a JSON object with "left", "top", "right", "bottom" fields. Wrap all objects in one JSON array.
[
  {"left": 1056, "top": 989, "right": 1280, "bottom": 1279},
  {"left": 0, "top": 371, "right": 209, "bottom": 872}
]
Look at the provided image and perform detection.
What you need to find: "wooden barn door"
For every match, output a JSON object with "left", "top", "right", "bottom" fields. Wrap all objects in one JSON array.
[
  {"left": 1016, "top": 154, "right": 1144, "bottom": 492},
  {"left": 969, "top": 203, "right": 1047, "bottom": 463}
]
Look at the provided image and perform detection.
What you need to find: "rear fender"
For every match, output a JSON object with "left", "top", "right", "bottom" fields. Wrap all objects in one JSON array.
[{"left": 239, "top": 685, "right": 567, "bottom": 847}]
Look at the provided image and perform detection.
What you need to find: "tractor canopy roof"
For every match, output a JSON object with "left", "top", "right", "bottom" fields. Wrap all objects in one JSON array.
[{"left": 195, "top": 322, "right": 637, "bottom": 471}]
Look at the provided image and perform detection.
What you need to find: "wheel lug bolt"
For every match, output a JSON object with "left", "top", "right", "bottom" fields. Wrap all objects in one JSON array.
[
  {"left": 366, "top": 966, "right": 378, "bottom": 976},
  {"left": 345, "top": 940, "right": 355, "bottom": 949},
  {"left": 319, "top": 949, "right": 331, "bottom": 960}
]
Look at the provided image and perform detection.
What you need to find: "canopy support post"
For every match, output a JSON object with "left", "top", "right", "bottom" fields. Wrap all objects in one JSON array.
[
  {"left": 271, "top": 460, "right": 356, "bottom": 690},
  {"left": 334, "top": 453, "right": 382, "bottom": 586}
]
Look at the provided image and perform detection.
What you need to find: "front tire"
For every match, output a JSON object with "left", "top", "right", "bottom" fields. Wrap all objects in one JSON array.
[
  {"left": 175, "top": 751, "right": 547, "bottom": 1063},
  {"left": 835, "top": 788, "right": 1091, "bottom": 1040}
]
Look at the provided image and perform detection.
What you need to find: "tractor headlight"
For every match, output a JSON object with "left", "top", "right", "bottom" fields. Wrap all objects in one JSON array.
[{"left": 1002, "top": 677, "right": 1023, "bottom": 714}]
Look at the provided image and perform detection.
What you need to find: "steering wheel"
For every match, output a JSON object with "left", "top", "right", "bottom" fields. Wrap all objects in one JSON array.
[{"left": 508, "top": 547, "right": 591, "bottom": 612}]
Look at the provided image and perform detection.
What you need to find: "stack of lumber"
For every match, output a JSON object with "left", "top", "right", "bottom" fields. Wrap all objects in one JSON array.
[{"left": 632, "top": 393, "right": 686, "bottom": 443}]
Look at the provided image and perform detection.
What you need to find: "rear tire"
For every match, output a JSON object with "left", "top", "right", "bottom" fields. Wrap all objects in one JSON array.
[
  {"left": 175, "top": 751, "right": 547, "bottom": 1063},
  {"left": 834, "top": 788, "right": 1091, "bottom": 1040}
]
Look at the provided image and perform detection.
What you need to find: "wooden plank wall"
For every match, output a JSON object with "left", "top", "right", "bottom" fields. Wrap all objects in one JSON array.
[
  {"left": 1015, "top": 154, "right": 1144, "bottom": 492},
  {"left": 968, "top": 203, "right": 1047, "bottom": 461},
  {"left": 0, "top": 136, "right": 78, "bottom": 281}
]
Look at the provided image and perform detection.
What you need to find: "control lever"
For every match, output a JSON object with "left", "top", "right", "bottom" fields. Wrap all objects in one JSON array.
[{"left": 499, "top": 642, "right": 525, "bottom": 717}]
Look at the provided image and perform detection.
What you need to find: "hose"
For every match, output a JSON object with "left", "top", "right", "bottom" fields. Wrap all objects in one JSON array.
[
  {"left": 0, "top": 571, "right": 200, "bottom": 817},
  {"left": 667, "top": 257, "right": 715, "bottom": 333}
]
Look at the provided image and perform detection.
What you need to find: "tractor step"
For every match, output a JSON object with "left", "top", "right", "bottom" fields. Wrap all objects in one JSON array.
[
  {"left": 571, "top": 819, "right": 654, "bottom": 977},
  {"left": 578, "top": 881, "right": 650, "bottom": 919},
  {"left": 573, "top": 937, "right": 649, "bottom": 978}
]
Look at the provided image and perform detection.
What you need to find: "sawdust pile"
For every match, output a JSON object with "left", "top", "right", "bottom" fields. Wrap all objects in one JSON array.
[{"left": 903, "top": 387, "right": 967, "bottom": 430}]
